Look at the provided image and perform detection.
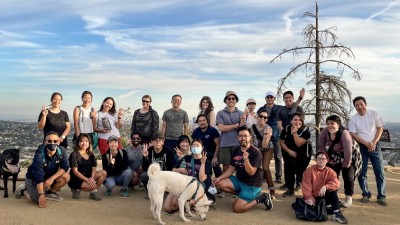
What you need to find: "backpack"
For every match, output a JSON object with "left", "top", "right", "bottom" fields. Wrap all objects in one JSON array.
[
  {"left": 106, "top": 149, "right": 124, "bottom": 166},
  {"left": 36, "top": 144, "right": 63, "bottom": 168},
  {"left": 352, "top": 140, "right": 362, "bottom": 179}
]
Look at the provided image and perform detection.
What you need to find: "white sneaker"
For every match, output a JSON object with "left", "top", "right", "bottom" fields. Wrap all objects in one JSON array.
[{"left": 341, "top": 196, "right": 352, "bottom": 208}]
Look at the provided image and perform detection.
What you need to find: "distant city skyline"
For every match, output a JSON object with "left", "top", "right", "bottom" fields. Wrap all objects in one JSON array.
[{"left": 1, "top": 0, "right": 399, "bottom": 122}]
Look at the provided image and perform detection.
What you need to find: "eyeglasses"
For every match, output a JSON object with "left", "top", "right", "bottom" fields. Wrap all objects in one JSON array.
[
  {"left": 266, "top": 96, "right": 274, "bottom": 99},
  {"left": 46, "top": 140, "right": 58, "bottom": 144},
  {"left": 316, "top": 157, "right": 327, "bottom": 161},
  {"left": 227, "top": 98, "right": 236, "bottom": 101},
  {"left": 259, "top": 115, "right": 269, "bottom": 120},
  {"left": 132, "top": 138, "right": 141, "bottom": 141},
  {"left": 142, "top": 100, "right": 150, "bottom": 103},
  {"left": 238, "top": 135, "right": 250, "bottom": 138},
  {"left": 247, "top": 103, "right": 256, "bottom": 105}
]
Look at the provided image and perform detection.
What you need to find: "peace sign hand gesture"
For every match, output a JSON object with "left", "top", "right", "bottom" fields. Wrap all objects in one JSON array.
[
  {"left": 41, "top": 105, "right": 48, "bottom": 116},
  {"left": 142, "top": 144, "right": 149, "bottom": 157},
  {"left": 174, "top": 146, "right": 183, "bottom": 159},
  {"left": 201, "top": 151, "right": 207, "bottom": 165}
]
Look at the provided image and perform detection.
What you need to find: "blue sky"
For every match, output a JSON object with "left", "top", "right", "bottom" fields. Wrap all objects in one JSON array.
[{"left": 1, "top": 0, "right": 399, "bottom": 123}]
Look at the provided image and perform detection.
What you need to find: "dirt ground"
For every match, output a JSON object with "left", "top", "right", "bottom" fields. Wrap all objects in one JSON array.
[{"left": 0, "top": 161, "right": 399, "bottom": 225}]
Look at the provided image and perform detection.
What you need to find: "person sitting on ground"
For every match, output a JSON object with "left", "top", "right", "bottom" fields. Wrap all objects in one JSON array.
[
  {"left": 213, "top": 126, "right": 273, "bottom": 213},
  {"left": 14, "top": 131, "right": 70, "bottom": 208},
  {"left": 164, "top": 139, "right": 214, "bottom": 213},
  {"left": 68, "top": 133, "right": 107, "bottom": 201},
  {"left": 302, "top": 151, "right": 348, "bottom": 224},
  {"left": 102, "top": 135, "right": 132, "bottom": 197}
]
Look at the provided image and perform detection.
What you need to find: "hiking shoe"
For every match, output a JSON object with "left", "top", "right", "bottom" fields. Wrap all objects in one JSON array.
[
  {"left": 341, "top": 196, "right": 352, "bottom": 208},
  {"left": 71, "top": 189, "right": 81, "bottom": 199},
  {"left": 120, "top": 189, "right": 130, "bottom": 197},
  {"left": 278, "top": 183, "right": 288, "bottom": 190},
  {"left": 45, "top": 191, "right": 63, "bottom": 202},
  {"left": 14, "top": 183, "right": 26, "bottom": 199},
  {"left": 105, "top": 190, "right": 112, "bottom": 196},
  {"left": 332, "top": 211, "right": 348, "bottom": 224},
  {"left": 282, "top": 189, "right": 294, "bottom": 197},
  {"left": 377, "top": 198, "right": 387, "bottom": 206},
  {"left": 263, "top": 193, "right": 273, "bottom": 211},
  {"left": 295, "top": 182, "right": 302, "bottom": 192},
  {"left": 218, "top": 192, "right": 227, "bottom": 198},
  {"left": 89, "top": 191, "right": 102, "bottom": 201},
  {"left": 361, "top": 195, "right": 370, "bottom": 203}
]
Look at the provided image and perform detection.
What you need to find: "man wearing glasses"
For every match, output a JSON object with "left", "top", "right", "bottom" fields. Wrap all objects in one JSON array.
[
  {"left": 257, "top": 90, "right": 304, "bottom": 184},
  {"left": 213, "top": 126, "right": 273, "bottom": 213},
  {"left": 126, "top": 133, "right": 144, "bottom": 188},
  {"left": 216, "top": 91, "right": 245, "bottom": 197},
  {"left": 14, "top": 131, "right": 70, "bottom": 208}
]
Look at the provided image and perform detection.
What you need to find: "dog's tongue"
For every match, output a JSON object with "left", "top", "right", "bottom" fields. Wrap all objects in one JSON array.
[{"left": 6, "top": 162, "right": 19, "bottom": 173}]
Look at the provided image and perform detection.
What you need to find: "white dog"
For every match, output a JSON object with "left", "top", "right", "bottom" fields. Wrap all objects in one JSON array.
[{"left": 147, "top": 163, "right": 213, "bottom": 225}]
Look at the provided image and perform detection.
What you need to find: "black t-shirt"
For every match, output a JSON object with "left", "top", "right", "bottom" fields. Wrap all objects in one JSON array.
[
  {"left": 230, "top": 145, "right": 263, "bottom": 187},
  {"left": 280, "top": 125, "right": 311, "bottom": 157},
  {"left": 175, "top": 155, "right": 212, "bottom": 181},
  {"left": 142, "top": 146, "right": 177, "bottom": 172},
  {"left": 38, "top": 110, "right": 70, "bottom": 148}
]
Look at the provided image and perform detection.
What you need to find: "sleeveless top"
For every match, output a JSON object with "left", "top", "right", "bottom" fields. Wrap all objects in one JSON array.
[{"left": 78, "top": 106, "right": 94, "bottom": 133}]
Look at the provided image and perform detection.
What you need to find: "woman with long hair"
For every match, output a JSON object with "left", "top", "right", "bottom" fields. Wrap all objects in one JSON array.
[
  {"left": 68, "top": 133, "right": 107, "bottom": 201},
  {"left": 198, "top": 96, "right": 216, "bottom": 127},
  {"left": 250, "top": 110, "right": 275, "bottom": 199},
  {"left": 280, "top": 112, "right": 311, "bottom": 197},
  {"left": 319, "top": 115, "right": 354, "bottom": 208},
  {"left": 94, "top": 97, "right": 123, "bottom": 155}
]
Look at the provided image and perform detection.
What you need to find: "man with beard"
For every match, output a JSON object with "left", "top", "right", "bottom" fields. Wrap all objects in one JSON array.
[
  {"left": 126, "top": 133, "right": 144, "bottom": 188},
  {"left": 14, "top": 131, "right": 70, "bottom": 208},
  {"left": 213, "top": 126, "right": 273, "bottom": 213},
  {"left": 192, "top": 114, "right": 222, "bottom": 178}
]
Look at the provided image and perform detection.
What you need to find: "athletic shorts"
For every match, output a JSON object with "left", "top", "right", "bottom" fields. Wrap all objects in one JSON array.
[{"left": 229, "top": 176, "right": 261, "bottom": 203}]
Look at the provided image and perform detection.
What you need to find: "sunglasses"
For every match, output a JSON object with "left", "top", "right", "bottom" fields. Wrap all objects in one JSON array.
[
  {"left": 142, "top": 100, "right": 150, "bottom": 103},
  {"left": 259, "top": 115, "right": 269, "bottom": 119},
  {"left": 132, "top": 138, "right": 141, "bottom": 141},
  {"left": 226, "top": 98, "right": 236, "bottom": 101},
  {"left": 266, "top": 96, "right": 274, "bottom": 99},
  {"left": 46, "top": 140, "right": 58, "bottom": 144}
]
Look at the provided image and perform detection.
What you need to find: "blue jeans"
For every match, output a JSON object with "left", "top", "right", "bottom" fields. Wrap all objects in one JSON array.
[
  {"left": 104, "top": 168, "right": 133, "bottom": 191},
  {"left": 270, "top": 125, "right": 282, "bottom": 180},
  {"left": 358, "top": 142, "right": 386, "bottom": 199}
]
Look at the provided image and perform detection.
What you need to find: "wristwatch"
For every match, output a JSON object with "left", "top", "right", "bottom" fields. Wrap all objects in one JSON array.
[
  {"left": 61, "top": 135, "right": 66, "bottom": 139},
  {"left": 38, "top": 192, "right": 45, "bottom": 195}
]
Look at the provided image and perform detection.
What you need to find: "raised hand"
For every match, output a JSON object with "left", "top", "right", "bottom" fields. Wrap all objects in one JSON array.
[
  {"left": 110, "top": 154, "right": 115, "bottom": 165},
  {"left": 142, "top": 144, "right": 149, "bottom": 157},
  {"left": 201, "top": 151, "right": 207, "bottom": 164},
  {"left": 174, "top": 146, "right": 183, "bottom": 159},
  {"left": 41, "top": 105, "right": 48, "bottom": 117},
  {"left": 300, "top": 88, "right": 305, "bottom": 98},
  {"left": 118, "top": 108, "right": 123, "bottom": 118}
]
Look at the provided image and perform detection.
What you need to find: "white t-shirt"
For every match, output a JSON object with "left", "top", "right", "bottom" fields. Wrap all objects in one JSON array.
[
  {"left": 96, "top": 111, "right": 120, "bottom": 139},
  {"left": 349, "top": 109, "right": 384, "bottom": 142}
]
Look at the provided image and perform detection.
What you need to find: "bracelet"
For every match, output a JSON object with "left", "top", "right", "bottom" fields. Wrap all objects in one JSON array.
[
  {"left": 38, "top": 192, "right": 45, "bottom": 195},
  {"left": 118, "top": 118, "right": 122, "bottom": 119}
]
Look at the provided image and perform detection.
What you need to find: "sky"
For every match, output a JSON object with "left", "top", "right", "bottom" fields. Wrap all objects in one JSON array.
[{"left": 1, "top": 0, "right": 399, "bottom": 123}]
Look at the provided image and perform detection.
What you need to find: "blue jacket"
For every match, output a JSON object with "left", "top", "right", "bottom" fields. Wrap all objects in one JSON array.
[{"left": 26, "top": 145, "right": 69, "bottom": 184}]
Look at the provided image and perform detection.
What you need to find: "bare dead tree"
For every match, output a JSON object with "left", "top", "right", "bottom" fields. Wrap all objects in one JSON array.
[{"left": 270, "top": 1, "right": 361, "bottom": 149}]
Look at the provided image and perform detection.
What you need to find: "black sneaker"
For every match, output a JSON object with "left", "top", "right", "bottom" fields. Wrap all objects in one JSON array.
[
  {"left": 275, "top": 178, "right": 282, "bottom": 184},
  {"left": 332, "top": 211, "right": 348, "bottom": 224},
  {"left": 278, "top": 183, "right": 288, "bottom": 190},
  {"left": 263, "top": 193, "right": 273, "bottom": 211},
  {"left": 255, "top": 193, "right": 267, "bottom": 203},
  {"left": 282, "top": 189, "right": 294, "bottom": 197}
]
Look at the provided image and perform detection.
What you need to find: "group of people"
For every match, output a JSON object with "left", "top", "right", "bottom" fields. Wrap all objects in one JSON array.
[{"left": 13, "top": 90, "right": 387, "bottom": 225}]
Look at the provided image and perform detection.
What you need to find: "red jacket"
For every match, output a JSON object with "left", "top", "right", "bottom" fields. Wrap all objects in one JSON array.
[{"left": 302, "top": 165, "right": 340, "bottom": 202}]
